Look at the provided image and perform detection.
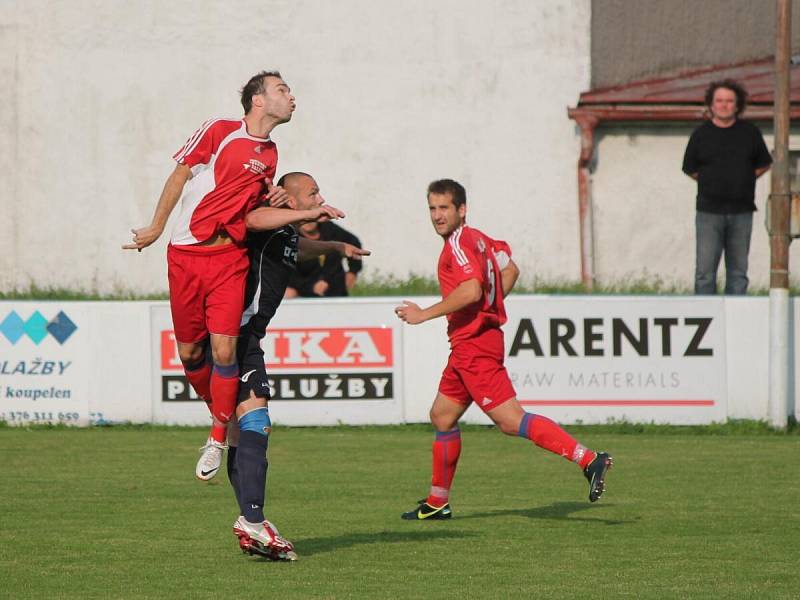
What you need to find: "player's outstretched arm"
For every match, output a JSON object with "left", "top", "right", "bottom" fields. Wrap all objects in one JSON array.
[
  {"left": 123, "top": 163, "right": 192, "bottom": 251},
  {"left": 395, "top": 279, "right": 481, "bottom": 325},
  {"left": 246, "top": 205, "right": 345, "bottom": 232},
  {"left": 297, "top": 238, "right": 371, "bottom": 262},
  {"left": 501, "top": 259, "right": 520, "bottom": 297}
]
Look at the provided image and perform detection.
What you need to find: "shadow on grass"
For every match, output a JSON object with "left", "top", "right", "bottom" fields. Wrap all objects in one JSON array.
[
  {"left": 295, "top": 529, "right": 477, "bottom": 557},
  {"left": 460, "top": 501, "right": 634, "bottom": 526}
]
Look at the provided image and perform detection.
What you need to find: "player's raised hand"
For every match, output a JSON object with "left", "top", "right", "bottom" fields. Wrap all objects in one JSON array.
[
  {"left": 264, "top": 182, "right": 290, "bottom": 207},
  {"left": 340, "top": 243, "right": 371, "bottom": 260},
  {"left": 122, "top": 225, "right": 163, "bottom": 251},
  {"left": 312, "top": 205, "right": 346, "bottom": 222},
  {"left": 394, "top": 300, "right": 425, "bottom": 325}
]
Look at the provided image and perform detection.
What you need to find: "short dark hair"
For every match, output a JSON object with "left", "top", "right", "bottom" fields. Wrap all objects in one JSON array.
[
  {"left": 427, "top": 179, "right": 466, "bottom": 208},
  {"left": 240, "top": 70, "right": 283, "bottom": 114},
  {"left": 276, "top": 171, "right": 312, "bottom": 188},
  {"left": 704, "top": 79, "right": 748, "bottom": 115}
]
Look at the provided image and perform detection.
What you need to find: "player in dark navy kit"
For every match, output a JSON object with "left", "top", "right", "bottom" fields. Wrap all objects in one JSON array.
[{"left": 226, "top": 172, "right": 369, "bottom": 560}]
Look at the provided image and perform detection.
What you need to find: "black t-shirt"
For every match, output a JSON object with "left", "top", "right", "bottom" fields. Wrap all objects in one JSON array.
[
  {"left": 235, "top": 223, "right": 298, "bottom": 396},
  {"left": 289, "top": 221, "right": 362, "bottom": 297},
  {"left": 240, "top": 223, "right": 298, "bottom": 338},
  {"left": 682, "top": 119, "right": 772, "bottom": 214}
]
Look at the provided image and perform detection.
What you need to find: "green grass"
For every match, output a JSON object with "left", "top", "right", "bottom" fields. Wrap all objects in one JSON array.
[
  {"left": 350, "top": 273, "right": 442, "bottom": 296},
  {"left": 6, "top": 274, "right": 800, "bottom": 299},
  {"left": 0, "top": 284, "right": 168, "bottom": 301},
  {"left": 1, "top": 425, "right": 799, "bottom": 599}
]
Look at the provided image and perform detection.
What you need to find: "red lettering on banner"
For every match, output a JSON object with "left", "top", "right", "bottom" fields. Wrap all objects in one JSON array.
[
  {"left": 161, "top": 331, "right": 183, "bottom": 370},
  {"left": 159, "top": 327, "right": 393, "bottom": 370},
  {"left": 263, "top": 328, "right": 393, "bottom": 368}
]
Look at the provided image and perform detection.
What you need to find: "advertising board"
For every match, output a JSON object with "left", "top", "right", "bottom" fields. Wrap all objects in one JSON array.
[{"left": 0, "top": 303, "right": 93, "bottom": 425}]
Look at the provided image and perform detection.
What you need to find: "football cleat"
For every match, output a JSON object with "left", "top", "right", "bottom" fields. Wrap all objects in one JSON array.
[
  {"left": 401, "top": 499, "right": 453, "bottom": 520},
  {"left": 233, "top": 516, "right": 298, "bottom": 561},
  {"left": 195, "top": 438, "right": 226, "bottom": 481},
  {"left": 583, "top": 452, "right": 613, "bottom": 502}
]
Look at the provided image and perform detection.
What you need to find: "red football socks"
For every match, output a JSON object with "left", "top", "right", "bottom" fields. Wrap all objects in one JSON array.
[
  {"left": 209, "top": 363, "right": 239, "bottom": 444},
  {"left": 183, "top": 359, "right": 212, "bottom": 413},
  {"left": 518, "top": 412, "right": 595, "bottom": 469},
  {"left": 427, "top": 428, "right": 462, "bottom": 507}
]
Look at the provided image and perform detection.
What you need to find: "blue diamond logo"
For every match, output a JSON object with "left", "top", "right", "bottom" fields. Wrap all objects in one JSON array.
[
  {"left": 24, "top": 311, "right": 49, "bottom": 344},
  {"left": 0, "top": 311, "right": 25, "bottom": 344},
  {"left": 47, "top": 311, "right": 77, "bottom": 344}
]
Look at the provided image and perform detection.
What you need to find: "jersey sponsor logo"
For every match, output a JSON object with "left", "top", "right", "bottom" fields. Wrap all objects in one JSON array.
[
  {"left": 262, "top": 327, "right": 393, "bottom": 368},
  {"left": 0, "top": 310, "right": 78, "bottom": 345},
  {"left": 243, "top": 159, "right": 268, "bottom": 175},
  {"left": 282, "top": 242, "right": 298, "bottom": 267}
]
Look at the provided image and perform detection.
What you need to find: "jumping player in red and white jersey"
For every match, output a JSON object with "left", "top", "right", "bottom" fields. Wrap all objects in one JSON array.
[
  {"left": 395, "top": 179, "right": 613, "bottom": 520},
  {"left": 123, "top": 71, "right": 295, "bottom": 481}
]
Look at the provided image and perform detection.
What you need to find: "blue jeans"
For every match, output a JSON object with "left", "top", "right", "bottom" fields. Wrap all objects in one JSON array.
[{"left": 695, "top": 211, "right": 753, "bottom": 295}]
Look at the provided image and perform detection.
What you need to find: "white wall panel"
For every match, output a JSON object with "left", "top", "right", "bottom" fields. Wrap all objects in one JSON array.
[{"left": 0, "top": 0, "right": 592, "bottom": 293}]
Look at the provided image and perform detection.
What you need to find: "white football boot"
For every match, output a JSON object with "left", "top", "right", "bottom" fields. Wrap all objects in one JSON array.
[
  {"left": 233, "top": 516, "right": 297, "bottom": 561},
  {"left": 195, "top": 438, "right": 226, "bottom": 481}
]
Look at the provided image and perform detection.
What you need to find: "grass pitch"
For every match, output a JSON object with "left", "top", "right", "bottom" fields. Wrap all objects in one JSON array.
[{"left": 1, "top": 424, "right": 799, "bottom": 599}]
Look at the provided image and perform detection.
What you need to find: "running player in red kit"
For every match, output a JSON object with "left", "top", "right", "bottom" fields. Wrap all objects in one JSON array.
[
  {"left": 395, "top": 179, "right": 612, "bottom": 520},
  {"left": 123, "top": 71, "right": 295, "bottom": 480}
]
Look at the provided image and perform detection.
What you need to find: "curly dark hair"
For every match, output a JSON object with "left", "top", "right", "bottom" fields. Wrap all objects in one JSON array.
[{"left": 704, "top": 79, "right": 748, "bottom": 115}]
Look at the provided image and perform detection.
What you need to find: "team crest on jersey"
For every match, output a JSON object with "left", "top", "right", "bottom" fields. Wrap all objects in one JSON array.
[
  {"left": 253, "top": 145, "right": 263, "bottom": 154},
  {"left": 476, "top": 238, "right": 486, "bottom": 253},
  {"left": 243, "top": 159, "right": 267, "bottom": 174}
]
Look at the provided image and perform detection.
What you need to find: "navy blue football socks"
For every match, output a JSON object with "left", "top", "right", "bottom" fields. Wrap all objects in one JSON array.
[{"left": 226, "top": 445, "right": 242, "bottom": 509}]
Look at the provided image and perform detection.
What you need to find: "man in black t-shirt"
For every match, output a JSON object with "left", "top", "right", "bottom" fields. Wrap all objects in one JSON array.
[
  {"left": 227, "top": 172, "right": 369, "bottom": 560},
  {"left": 682, "top": 79, "right": 772, "bottom": 294},
  {"left": 286, "top": 221, "right": 363, "bottom": 297}
]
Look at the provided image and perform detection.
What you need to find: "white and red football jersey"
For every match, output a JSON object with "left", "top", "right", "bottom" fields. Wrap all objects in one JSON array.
[
  {"left": 170, "top": 118, "right": 277, "bottom": 246},
  {"left": 437, "top": 224, "right": 512, "bottom": 346}
]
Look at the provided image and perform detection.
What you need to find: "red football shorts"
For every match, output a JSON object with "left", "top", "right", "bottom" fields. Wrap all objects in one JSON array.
[
  {"left": 167, "top": 243, "right": 248, "bottom": 343},
  {"left": 437, "top": 327, "right": 516, "bottom": 412}
]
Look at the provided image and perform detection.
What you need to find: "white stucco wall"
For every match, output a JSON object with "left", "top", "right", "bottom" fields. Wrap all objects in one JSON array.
[
  {"left": 0, "top": 0, "right": 591, "bottom": 294},
  {"left": 592, "top": 126, "right": 800, "bottom": 290}
]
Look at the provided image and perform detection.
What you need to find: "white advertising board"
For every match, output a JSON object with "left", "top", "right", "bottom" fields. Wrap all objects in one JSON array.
[
  {"left": 499, "top": 296, "right": 728, "bottom": 425},
  {"left": 151, "top": 299, "right": 403, "bottom": 426},
  {"left": 1, "top": 296, "right": 789, "bottom": 428},
  {"left": 0, "top": 302, "right": 93, "bottom": 426}
]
